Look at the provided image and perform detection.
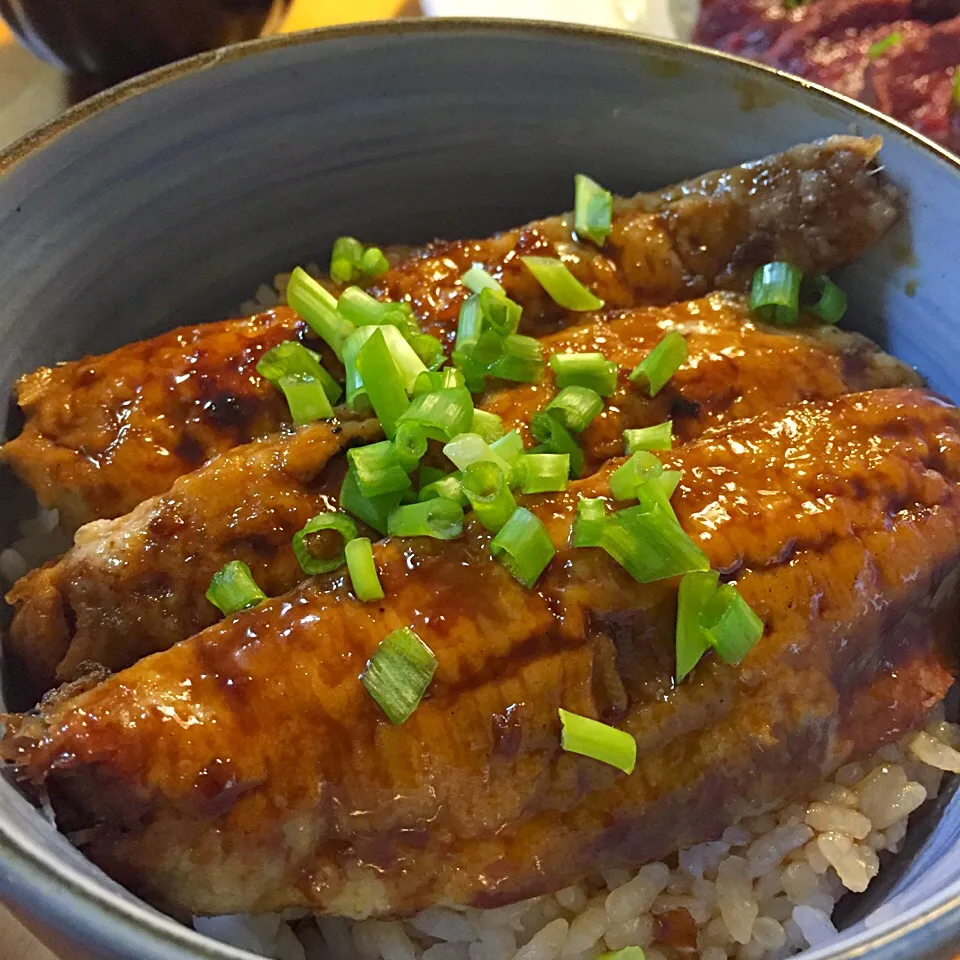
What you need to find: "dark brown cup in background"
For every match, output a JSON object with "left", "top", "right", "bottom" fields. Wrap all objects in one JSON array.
[{"left": 0, "top": 0, "right": 293, "bottom": 79}]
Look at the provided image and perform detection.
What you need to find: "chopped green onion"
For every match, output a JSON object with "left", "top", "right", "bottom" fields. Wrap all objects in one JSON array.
[
  {"left": 702, "top": 583, "right": 764, "bottom": 664},
  {"left": 514, "top": 453, "right": 570, "bottom": 494},
  {"left": 599, "top": 503, "right": 709, "bottom": 583},
  {"left": 292, "top": 511, "right": 358, "bottom": 575},
  {"left": 356, "top": 328, "right": 410, "bottom": 438},
  {"left": 377, "top": 325, "right": 428, "bottom": 392},
  {"left": 361, "top": 626, "right": 437, "bottom": 725},
  {"left": 462, "top": 264, "right": 505, "bottom": 295},
  {"left": 418, "top": 465, "right": 448, "bottom": 490},
  {"left": 338, "top": 286, "right": 409, "bottom": 329},
  {"left": 635, "top": 469, "right": 683, "bottom": 519},
  {"left": 628, "top": 332, "right": 688, "bottom": 397},
  {"left": 342, "top": 325, "right": 377, "bottom": 411},
  {"left": 558, "top": 708, "right": 636, "bottom": 774},
  {"left": 286, "top": 267, "right": 355, "bottom": 361},
  {"left": 868, "top": 30, "right": 903, "bottom": 59},
  {"left": 609, "top": 451, "right": 664, "bottom": 501},
  {"left": 330, "top": 237, "right": 390, "bottom": 284},
  {"left": 348, "top": 441, "right": 412, "bottom": 499},
  {"left": 418, "top": 471, "right": 468, "bottom": 507},
  {"left": 256, "top": 341, "right": 337, "bottom": 424},
  {"left": 489, "top": 334, "right": 545, "bottom": 383},
  {"left": 749, "top": 262, "right": 802, "bottom": 326},
  {"left": 387, "top": 498, "right": 464, "bottom": 540},
  {"left": 543, "top": 385, "right": 604, "bottom": 434},
  {"left": 394, "top": 421, "right": 428, "bottom": 473},
  {"left": 345, "top": 537, "right": 384, "bottom": 602},
  {"left": 549, "top": 351, "right": 618, "bottom": 397},
  {"left": 801, "top": 275, "right": 847, "bottom": 325},
  {"left": 410, "top": 333, "right": 445, "bottom": 370},
  {"left": 398, "top": 386, "right": 474, "bottom": 441},
  {"left": 530, "top": 412, "right": 585, "bottom": 477},
  {"left": 675, "top": 570, "right": 720, "bottom": 681},
  {"left": 206, "top": 560, "right": 267, "bottom": 616},
  {"left": 574, "top": 174, "right": 613, "bottom": 248},
  {"left": 456, "top": 328, "right": 505, "bottom": 392},
  {"left": 572, "top": 497, "right": 607, "bottom": 547},
  {"left": 471, "top": 408, "right": 506, "bottom": 443},
  {"left": 443, "top": 432, "right": 514, "bottom": 475},
  {"left": 490, "top": 430, "right": 525, "bottom": 469},
  {"left": 490, "top": 507, "right": 556, "bottom": 588},
  {"left": 623, "top": 421, "right": 673, "bottom": 454},
  {"left": 479, "top": 288, "right": 522, "bottom": 338},
  {"left": 453, "top": 295, "right": 484, "bottom": 360},
  {"left": 413, "top": 368, "right": 465, "bottom": 396},
  {"left": 340, "top": 466, "right": 406, "bottom": 535},
  {"left": 461, "top": 462, "right": 517, "bottom": 533},
  {"left": 521, "top": 256, "right": 605, "bottom": 312},
  {"left": 597, "top": 948, "right": 646, "bottom": 960}
]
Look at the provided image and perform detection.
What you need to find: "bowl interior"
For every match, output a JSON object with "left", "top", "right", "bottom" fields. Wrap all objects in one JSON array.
[{"left": 0, "top": 20, "right": 959, "bottom": 960}]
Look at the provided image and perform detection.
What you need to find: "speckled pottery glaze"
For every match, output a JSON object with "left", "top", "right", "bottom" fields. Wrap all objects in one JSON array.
[{"left": 0, "top": 20, "right": 958, "bottom": 960}]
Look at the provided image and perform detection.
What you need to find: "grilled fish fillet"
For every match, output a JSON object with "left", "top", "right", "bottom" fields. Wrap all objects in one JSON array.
[
  {"left": 5, "top": 388, "right": 957, "bottom": 918},
  {"left": 1, "top": 137, "right": 898, "bottom": 526},
  {"left": 6, "top": 294, "right": 919, "bottom": 692}
]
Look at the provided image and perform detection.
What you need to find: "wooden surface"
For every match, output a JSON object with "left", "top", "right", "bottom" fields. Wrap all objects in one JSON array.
[{"left": 0, "top": 1, "right": 405, "bottom": 957}]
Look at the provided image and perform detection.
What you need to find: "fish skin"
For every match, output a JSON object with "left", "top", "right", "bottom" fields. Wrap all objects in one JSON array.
[
  {"left": 1, "top": 137, "right": 898, "bottom": 526},
  {"left": 5, "top": 294, "right": 919, "bottom": 694},
  {"left": 4, "top": 388, "right": 957, "bottom": 919}
]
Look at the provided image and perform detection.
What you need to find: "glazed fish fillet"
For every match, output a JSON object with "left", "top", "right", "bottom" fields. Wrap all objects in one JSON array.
[
  {"left": 6, "top": 294, "right": 919, "bottom": 691},
  {"left": 1, "top": 137, "right": 898, "bottom": 526},
  {"left": 5, "top": 389, "right": 958, "bottom": 918}
]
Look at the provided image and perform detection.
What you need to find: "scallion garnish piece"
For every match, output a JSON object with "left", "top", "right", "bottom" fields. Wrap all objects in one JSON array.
[
  {"left": 256, "top": 341, "right": 337, "bottom": 424},
  {"left": 574, "top": 174, "right": 613, "bottom": 248},
  {"left": 472, "top": 408, "right": 506, "bottom": 443},
  {"left": 398, "top": 386, "right": 474, "bottom": 442},
  {"left": 378, "top": 325, "right": 428, "bottom": 392},
  {"left": 597, "top": 947, "right": 646, "bottom": 960},
  {"left": 345, "top": 536, "right": 384, "bottom": 602},
  {"left": 543, "top": 385, "right": 604, "bottom": 434},
  {"left": 702, "top": 583, "right": 764, "bottom": 664},
  {"left": 348, "top": 441, "right": 412, "bottom": 499},
  {"left": 286, "top": 267, "right": 355, "bottom": 361},
  {"left": 549, "top": 351, "right": 618, "bottom": 397},
  {"left": 521, "top": 256, "right": 605, "bottom": 312},
  {"left": 479, "top": 288, "right": 523, "bottom": 338},
  {"left": 419, "top": 471, "right": 469, "bottom": 507},
  {"left": 461, "top": 462, "right": 517, "bottom": 533},
  {"left": 628, "top": 332, "right": 688, "bottom": 397},
  {"left": 530, "top": 412, "right": 585, "bottom": 478},
  {"left": 489, "top": 334, "right": 546, "bottom": 383},
  {"left": 558, "top": 708, "right": 636, "bottom": 774},
  {"left": 453, "top": 295, "right": 484, "bottom": 362},
  {"left": 462, "top": 264, "right": 505, "bottom": 295},
  {"left": 514, "top": 453, "right": 570, "bottom": 494},
  {"left": 361, "top": 626, "right": 437, "bottom": 725},
  {"left": 356, "top": 328, "right": 410, "bottom": 439},
  {"left": 387, "top": 498, "right": 464, "bottom": 540},
  {"left": 749, "top": 262, "right": 802, "bottom": 326},
  {"left": 330, "top": 237, "right": 390, "bottom": 284},
  {"left": 443, "top": 432, "right": 515, "bottom": 475},
  {"left": 609, "top": 451, "right": 664, "bottom": 501},
  {"left": 292, "top": 511, "right": 358, "bottom": 575},
  {"left": 490, "top": 507, "right": 556, "bottom": 588},
  {"left": 394, "top": 421, "right": 428, "bottom": 473},
  {"left": 413, "top": 367, "right": 465, "bottom": 396},
  {"left": 410, "top": 333, "right": 445, "bottom": 371},
  {"left": 623, "top": 421, "right": 673, "bottom": 454},
  {"left": 635, "top": 469, "right": 683, "bottom": 520},
  {"left": 599, "top": 503, "right": 709, "bottom": 583},
  {"left": 867, "top": 30, "right": 903, "bottom": 59},
  {"left": 206, "top": 560, "right": 267, "bottom": 616},
  {"left": 801, "top": 275, "right": 847, "bottom": 324},
  {"left": 490, "top": 430, "right": 525, "bottom": 469},
  {"left": 571, "top": 497, "right": 607, "bottom": 547},
  {"left": 340, "top": 466, "right": 406, "bottom": 535},
  {"left": 675, "top": 570, "right": 720, "bottom": 681},
  {"left": 338, "top": 286, "right": 408, "bottom": 329}
]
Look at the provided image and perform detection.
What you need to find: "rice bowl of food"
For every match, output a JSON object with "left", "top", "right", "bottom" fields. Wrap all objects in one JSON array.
[{"left": 0, "top": 19, "right": 960, "bottom": 960}]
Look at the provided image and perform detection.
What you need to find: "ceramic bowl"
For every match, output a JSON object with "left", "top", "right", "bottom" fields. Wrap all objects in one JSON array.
[
  {"left": 0, "top": 19, "right": 959, "bottom": 960},
  {"left": 0, "top": 0, "right": 292, "bottom": 79}
]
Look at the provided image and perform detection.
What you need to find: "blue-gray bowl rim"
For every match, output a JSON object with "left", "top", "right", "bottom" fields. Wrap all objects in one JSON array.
[{"left": 0, "top": 17, "right": 959, "bottom": 960}]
